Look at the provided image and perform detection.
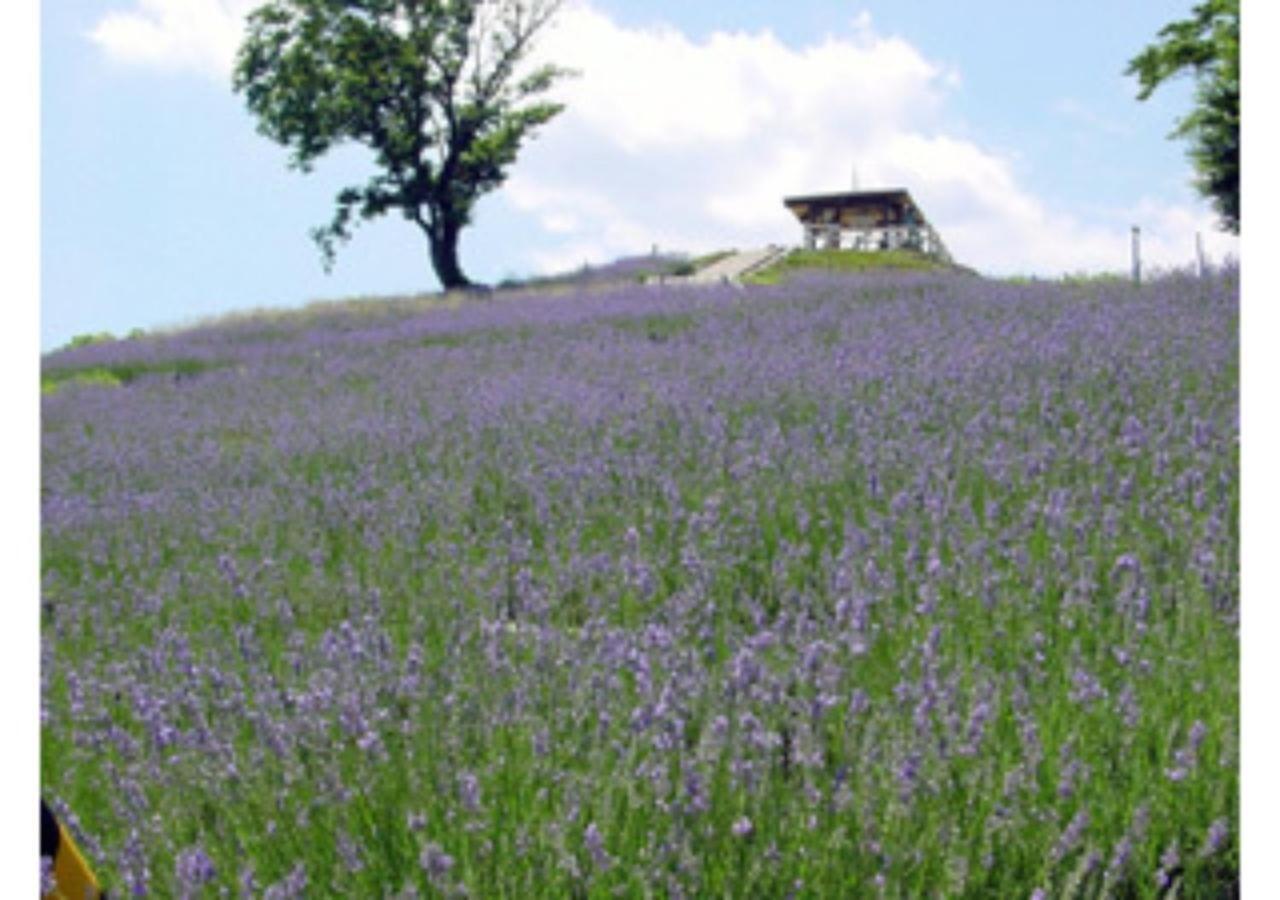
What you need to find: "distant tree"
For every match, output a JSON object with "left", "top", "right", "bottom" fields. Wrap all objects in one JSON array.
[
  {"left": 1127, "top": 0, "right": 1239, "bottom": 233},
  {"left": 233, "top": 0, "right": 571, "bottom": 289}
]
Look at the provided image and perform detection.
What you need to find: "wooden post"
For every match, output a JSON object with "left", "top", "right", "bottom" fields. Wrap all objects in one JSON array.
[{"left": 1131, "top": 226, "right": 1141, "bottom": 285}]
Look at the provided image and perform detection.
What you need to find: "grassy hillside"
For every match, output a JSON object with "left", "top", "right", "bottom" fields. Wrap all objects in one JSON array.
[
  {"left": 744, "top": 248, "right": 959, "bottom": 285},
  {"left": 41, "top": 268, "right": 1238, "bottom": 897}
]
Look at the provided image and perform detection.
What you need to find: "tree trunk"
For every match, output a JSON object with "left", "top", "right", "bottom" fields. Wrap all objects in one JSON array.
[{"left": 426, "top": 215, "right": 472, "bottom": 290}]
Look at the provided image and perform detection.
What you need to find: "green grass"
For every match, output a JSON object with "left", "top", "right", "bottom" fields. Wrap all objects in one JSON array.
[
  {"left": 41, "top": 359, "right": 224, "bottom": 394},
  {"left": 745, "top": 248, "right": 950, "bottom": 285},
  {"left": 41, "top": 368, "right": 125, "bottom": 394},
  {"left": 57, "top": 331, "right": 117, "bottom": 352}
]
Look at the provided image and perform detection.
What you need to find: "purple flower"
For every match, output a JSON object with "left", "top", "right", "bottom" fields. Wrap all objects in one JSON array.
[
  {"left": 239, "top": 865, "right": 258, "bottom": 898},
  {"left": 1050, "top": 809, "right": 1089, "bottom": 863},
  {"left": 1108, "top": 835, "right": 1133, "bottom": 874},
  {"left": 1155, "top": 843, "right": 1181, "bottom": 889},
  {"left": 896, "top": 753, "right": 922, "bottom": 801},
  {"left": 458, "top": 771, "right": 482, "bottom": 812},
  {"left": 1068, "top": 667, "right": 1108, "bottom": 706},
  {"left": 419, "top": 842, "right": 455, "bottom": 881},
  {"left": 1112, "top": 553, "right": 1142, "bottom": 576},
  {"left": 684, "top": 770, "right": 709, "bottom": 815},
  {"left": 1057, "top": 757, "right": 1084, "bottom": 800},
  {"left": 584, "top": 822, "right": 612, "bottom": 870},
  {"left": 39, "top": 263, "right": 1239, "bottom": 897},
  {"left": 175, "top": 845, "right": 216, "bottom": 893},
  {"left": 1167, "top": 720, "right": 1210, "bottom": 782},
  {"left": 1199, "top": 818, "right": 1229, "bottom": 858},
  {"left": 262, "top": 862, "right": 308, "bottom": 900},
  {"left": 40, "top": 856, "right": 56, "bottom": 895},
  {"left": 337, "top": 831, "right": 365, "bottom": 874}
]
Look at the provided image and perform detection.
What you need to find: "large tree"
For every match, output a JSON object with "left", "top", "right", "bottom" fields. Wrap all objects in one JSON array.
[
  {"left": 1127, "top": 0, "right": 1239, "bottom": 233},
  {"left": 233, "top": 0, "right": 570, "bottom": 288}
]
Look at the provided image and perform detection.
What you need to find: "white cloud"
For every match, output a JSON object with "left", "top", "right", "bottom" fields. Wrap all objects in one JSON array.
[
  {"left": 88, "top": 0, "right": 257, "bottom": 78},
  {"left": 88, "top": 0, "right": 1239, "bottom": 276},
  {"left": 500, "top": 2, "right": 1239, "bottom": 276},
  {"left": 531, "top": 7, "right": 948, "bottom": 155}
]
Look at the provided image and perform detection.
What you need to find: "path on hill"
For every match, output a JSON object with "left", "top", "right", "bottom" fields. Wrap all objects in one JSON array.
[{"left": 685, "top": 246, "right": 793, "bottom": 284}]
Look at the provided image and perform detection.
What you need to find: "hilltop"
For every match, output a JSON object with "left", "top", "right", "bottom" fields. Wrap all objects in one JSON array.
[{"left": 45, "top": 247, "right": 976, "bottom": 368}]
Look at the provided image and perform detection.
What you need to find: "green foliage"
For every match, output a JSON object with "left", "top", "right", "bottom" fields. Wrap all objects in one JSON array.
[
  {"left": 1127, "top": 0, "right": 1239, "bottom": 233},
  {"left": 42, "top": 359, "right": 223, "bottom": 394},
  {"left": 745, "top": 249, "right": 946, "bottom": 285},
  {"left": 233, "top": 0, "right": 572, "bottom": 288},
  {"left": 60, "top": 332, "right": 116, "bottom": 351},
  {"left": 41, "top": 369, "right": 123, "bottom": 395}
]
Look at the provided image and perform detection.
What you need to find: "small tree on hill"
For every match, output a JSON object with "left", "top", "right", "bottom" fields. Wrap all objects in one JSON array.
[
  {"left": 233, "top": 0, "right": 571, "bottom": 289},
  {"left": 1127, "top": 0, "right": 1239, "bottom": 233}
]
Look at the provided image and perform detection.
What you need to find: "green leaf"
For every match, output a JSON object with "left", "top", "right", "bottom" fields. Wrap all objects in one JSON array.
[{"left": 1126, "top": 0, "right": 1238, "bottom": 232}]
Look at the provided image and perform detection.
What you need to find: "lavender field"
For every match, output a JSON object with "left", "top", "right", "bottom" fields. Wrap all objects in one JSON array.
[{"left": 41, "top": 268, "right": 1238, "bottom": 897}]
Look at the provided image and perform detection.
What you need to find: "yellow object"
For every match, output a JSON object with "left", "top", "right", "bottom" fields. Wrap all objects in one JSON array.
[{"left": 42, "top": 804, "right": 103, "bottom": 900}]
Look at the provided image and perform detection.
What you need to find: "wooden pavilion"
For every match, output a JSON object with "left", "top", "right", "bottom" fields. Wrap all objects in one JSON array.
[{"left": 782, "top": 188, "right": 951, "bottom": 262}]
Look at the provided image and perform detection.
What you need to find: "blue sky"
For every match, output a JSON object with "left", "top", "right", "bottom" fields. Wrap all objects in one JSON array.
[{"left": 40, "top": 0, "right": 1239, "bottom": 351}]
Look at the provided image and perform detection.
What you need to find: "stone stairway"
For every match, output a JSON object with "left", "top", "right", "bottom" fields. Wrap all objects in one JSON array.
[{"left": 686, "top": 245, "right": 792, "bottom": 284}]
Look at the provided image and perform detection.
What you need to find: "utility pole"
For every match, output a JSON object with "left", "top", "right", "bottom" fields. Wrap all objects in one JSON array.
[
  {"left": 1131, "top": 226, "right": 1142, "bottom": 285},
  {"left": 1196, "top": 231, "right": 1206, "bottom": 278}
]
